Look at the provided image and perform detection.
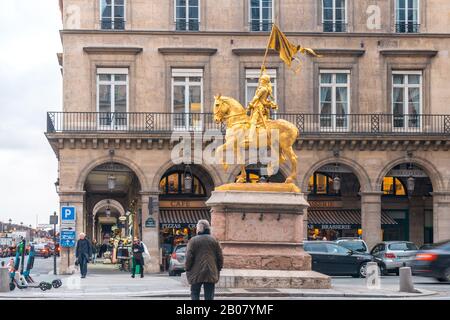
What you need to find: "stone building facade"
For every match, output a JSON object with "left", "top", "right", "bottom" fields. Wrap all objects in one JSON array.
[{"left": 48, "top": 0, "right": 450, "bottom": 274}]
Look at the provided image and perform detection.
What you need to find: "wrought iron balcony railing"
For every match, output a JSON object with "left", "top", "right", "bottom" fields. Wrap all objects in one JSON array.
[
  {"left": 249, "top": 21, "right": 273, "bottom": 32},
  {"left": 100, "top": 18, "right": 125, "bottom": 30},
  {"left": 46, "top": 112, "right": 450, "bottom": 136},
  {"left": 395, "top": 23, "right": 420, "bottom": 33},
  {"left": 175, "top": 19, "right": 200, "bottom": 31},
  {"left": 323, "top": 21, "right": 347, "bottom": 32}
]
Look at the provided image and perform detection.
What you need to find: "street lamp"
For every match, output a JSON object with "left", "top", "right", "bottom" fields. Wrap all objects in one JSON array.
[
  {"left": 54, "top": 178, "right": 60, "bottom": 193},
  {"left": 184, "top": 164, "right": 193, "bottom": 193},
  {"left": 407, "top": 176, "right": 415, "bottom": 194}
]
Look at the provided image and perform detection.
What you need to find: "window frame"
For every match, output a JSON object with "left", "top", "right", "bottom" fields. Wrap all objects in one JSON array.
[
  {"left": 171, "top": 68, "right": 204, "bottom": 131},
  {"left": 99, "top": 0, "right": 126, "bottom": 30},
  {"left": 319, "top": 69, "right": 351, "bottom": 132},
  {"left": 322, "top": 0, "right": 347, "bottom": 32},
  {"left": 395, "top": 0, "right": 420, "bottom": 33},
  {"left": 249, "top": 0, "right": 274, "bottom": 32},
  {"left": 96, "top": 68, "right": 129, "bottom": 130},
  {"left": 382, "top": 177, "right": 408, "bottom": 197},
  {"left": 174, "top": 0, "right": 201, "bottom": 31},
  {"left": 308, "top": 172, "right": 341, "bottom": 196},
  {"left": 391, "top": 70, "right": 422, "bottom": 131}
]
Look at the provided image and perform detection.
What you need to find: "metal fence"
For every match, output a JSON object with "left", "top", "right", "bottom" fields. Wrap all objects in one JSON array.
[{"left": 46, "top": 112, "right": 450, "bottom": 136}]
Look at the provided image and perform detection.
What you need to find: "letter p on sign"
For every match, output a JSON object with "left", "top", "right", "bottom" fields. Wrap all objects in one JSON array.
[{"left": 61, "top": 206, "right": 76, "bottom": 222}]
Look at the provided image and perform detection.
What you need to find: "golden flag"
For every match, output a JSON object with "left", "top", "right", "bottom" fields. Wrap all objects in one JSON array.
[{"left": 267, "top": 24, "right": 321, "bottom": 69}]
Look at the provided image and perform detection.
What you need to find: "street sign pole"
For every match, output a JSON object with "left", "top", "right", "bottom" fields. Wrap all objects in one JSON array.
[{"left": 50, "top": 212, "right": 58, "bottom": 275}]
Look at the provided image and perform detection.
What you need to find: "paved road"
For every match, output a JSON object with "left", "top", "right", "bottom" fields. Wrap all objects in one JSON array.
[{"left": 2, "top": 257, "right": 449, "bottom": 299}]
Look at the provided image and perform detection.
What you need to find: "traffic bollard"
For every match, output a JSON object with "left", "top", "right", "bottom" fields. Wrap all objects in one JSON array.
[
  {"left": 399, "top": 267, "right": 417, "bottom": 293},
  {"left": 0, "top": 268, "right": 10, "bottom": 292},
  {"left": 365, "top": 262, "right": 381, "bottom": 289}
]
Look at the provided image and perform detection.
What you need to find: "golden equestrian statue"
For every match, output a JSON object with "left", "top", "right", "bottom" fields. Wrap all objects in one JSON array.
[{"left": 213, "top": 24, "right": 320, "bottom": 190}]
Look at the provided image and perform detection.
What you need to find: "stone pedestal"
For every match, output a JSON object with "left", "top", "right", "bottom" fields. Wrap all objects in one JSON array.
[{"left": 206, "top": 184, "right": 331, "bottom": 289}]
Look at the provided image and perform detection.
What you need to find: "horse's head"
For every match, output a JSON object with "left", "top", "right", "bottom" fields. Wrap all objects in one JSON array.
[{"left": 213, "top": 94, "right": 229, "bottom": 124}]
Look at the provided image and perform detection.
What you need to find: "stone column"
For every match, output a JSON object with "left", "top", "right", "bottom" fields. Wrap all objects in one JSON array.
[
  {"left": 360, "top": 192, "right": 383, "bottom": 250},
  {"left": 409, "top": 196, "right": 425, "bottom": 246},
  {"left": 140, "top": 192, "right": 160, "bottom": 273},
  {"left": 58, "top": 191, "right": 85, "bottom": 275},
  {"left": 432, "top": 192, "right": 450, "bottom": 242}
]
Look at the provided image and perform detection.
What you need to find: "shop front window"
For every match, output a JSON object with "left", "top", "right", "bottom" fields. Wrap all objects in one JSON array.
[
  {"left": 382, "top": 177, "right": 406, "bottom": 196},
  {"left": 308, "top": 173, "right": 340, "bottom": 195},
  {"left": 159, "top": 171, "right": 206, "bottom": 196}
]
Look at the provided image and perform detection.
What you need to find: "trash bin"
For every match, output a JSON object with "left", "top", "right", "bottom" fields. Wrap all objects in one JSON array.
[{"left": 0, "top": 268, "right": 10, "bottom": 292}]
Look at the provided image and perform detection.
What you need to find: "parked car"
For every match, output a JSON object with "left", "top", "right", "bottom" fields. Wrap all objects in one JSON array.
[
  {"left": 34, "top": 244, "right": 51, "bottom": 258},
  {"left": 168, "top": 244, "right": 187, "bottom": 276},
  {"left": 335, "top": 238, "right": 369, "bottom": 254},
  {"left": 412, "top": 241, "right": 450, "bottom": 282},
  {"left": 303, "top": 241, "right": 383, "bottom": 278},
  {"left": 370, "top": 241, "right": 418, "bottom": 275}
]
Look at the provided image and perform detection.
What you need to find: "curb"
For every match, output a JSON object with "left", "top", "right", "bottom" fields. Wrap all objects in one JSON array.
[{"left": 0, "top": 289, "right": 437, "bottom": 299}]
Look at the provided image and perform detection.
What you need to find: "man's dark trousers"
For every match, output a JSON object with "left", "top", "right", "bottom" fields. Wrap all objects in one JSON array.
[
  {"left": 79, "top": 255, "right": 88, "bottom": 277},
  {"left": 190, "top": 283, "right": 215, "bottom": 300}
]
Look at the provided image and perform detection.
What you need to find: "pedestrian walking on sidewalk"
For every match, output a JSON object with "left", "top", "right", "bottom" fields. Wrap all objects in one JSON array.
[
  {"left": 75, "top": 233, "right": 92, "bottom": 278},
  {"left": 91, "top": 239, "right": 98, "bottom": 264},
  {"left": 131, "top": 237, "right": 145, "bottom": 278},
  {"left": 185, "top": 220, "right": 223, "bottom": 301}
]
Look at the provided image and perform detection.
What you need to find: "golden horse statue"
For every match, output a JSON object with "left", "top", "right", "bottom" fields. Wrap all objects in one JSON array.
[{"left": 213, "top": 95, "right": 299, "bottom": 184}]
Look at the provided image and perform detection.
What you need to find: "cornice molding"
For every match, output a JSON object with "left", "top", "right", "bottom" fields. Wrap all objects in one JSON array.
[
  {"left": 83, "top": 46, "right": 143, "bottom": 55},
  {"left": 379, "top": 49, "right": 438, "bottom": 57},
  {"left": 232, "top": 48, "right": 279, "bottom": 56},
  {"left": 158, "top": 47, "right": 217, "bottom": 56},
  {"left": 313, "top": 48, "right": 365, "bottom": 57}
]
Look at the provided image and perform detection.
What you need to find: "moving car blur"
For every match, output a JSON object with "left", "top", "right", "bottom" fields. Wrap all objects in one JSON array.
[{"left": 413, "top": 240, "right": 450, "bottom": 282}]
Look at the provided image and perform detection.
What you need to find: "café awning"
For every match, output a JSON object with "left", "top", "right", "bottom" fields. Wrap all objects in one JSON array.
[
  {"left": 307, "top": 209, "right": 398, "bottom": 225},
  {"left": 159, "top": 208, "right": 211, "bottom": 225}
]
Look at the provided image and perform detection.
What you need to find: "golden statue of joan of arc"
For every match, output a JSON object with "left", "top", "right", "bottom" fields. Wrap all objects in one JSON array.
[{"left": 247, "top": 69, "right": 278, "bottom": 143}]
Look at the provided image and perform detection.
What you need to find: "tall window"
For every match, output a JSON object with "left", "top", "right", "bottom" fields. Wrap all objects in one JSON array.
[
  {"left": 175, "top": 0, "right": 200, "bottom": 31},
  {"left": 392, "top": 71, "right": 422, "bottom": 130},
  {"left": 250, "top": 0, "right": 273, "bottom": 31},
  {"left": 100, "top": 0, "right": 125, "bottom": 30},
  {"left": 172, "top": 69, "right": 203, "bottom": 131},
  {"left": 319, "top": 70, "right": 350, "bottom": 131},
  {"left": 382, "top": 177, "right": 406, "bottom": 196},
  {"left": 97, "top": 68, "right": 128, "bottom": 129},
  {"left": 395, "top": 0, "right": 419, "bottom": 33},
  {"left": 308, "top": 173, "right": 340, "bottom": 195},
  {"left": 159, "top": 171, "right": 206, "bottom": 196},
  {"left": 322, "top": 0, "right": 346, "bottom": 32},
  {"left": 245, "top": 69, "right": 277, "bottom": 107}
]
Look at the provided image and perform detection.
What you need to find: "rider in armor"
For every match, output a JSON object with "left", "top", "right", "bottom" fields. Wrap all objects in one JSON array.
[{"left": 247, "top": 70, "right": 278, "bottom": 143}]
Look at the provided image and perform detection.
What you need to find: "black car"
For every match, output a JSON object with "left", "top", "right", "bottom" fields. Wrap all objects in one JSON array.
[
  {"left": 412, "top": 241, "right": 450, "bottom": 282},
  {"left": 304, "top": 241, "right": 383, "bottom": 278}
]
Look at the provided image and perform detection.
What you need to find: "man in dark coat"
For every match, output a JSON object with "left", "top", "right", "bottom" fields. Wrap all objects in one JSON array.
[
  {"left": 75, "top": 233, "right": 92, "bottom": 278},
  {"left": 185, "top": 219, "right": 223, "bottom": 300},
  {"left": 131, "top": 237, "right": 145, "bottom": 278}
]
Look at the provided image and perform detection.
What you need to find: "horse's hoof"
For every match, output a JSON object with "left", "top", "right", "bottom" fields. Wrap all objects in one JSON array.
[
  {"left": 236, "top": 178, "right": 246, "bottom": 183},
  {"left": 285, "top": 177, "right": 294, "bottom": 184}
]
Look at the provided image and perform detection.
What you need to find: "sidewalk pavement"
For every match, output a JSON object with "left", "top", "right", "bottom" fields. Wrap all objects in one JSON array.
[{"left": 0, "top": 271, "right": 437, "bottom": 299}]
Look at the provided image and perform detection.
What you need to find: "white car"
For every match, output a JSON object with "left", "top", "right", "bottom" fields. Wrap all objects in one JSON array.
[{"left": 335, "top": 238, "right": 369, "bottom": 254}]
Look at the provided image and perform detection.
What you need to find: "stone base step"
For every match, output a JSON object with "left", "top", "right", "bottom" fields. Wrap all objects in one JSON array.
[{"left": 216, "top": 268, "right": 331, "bottom": 289}]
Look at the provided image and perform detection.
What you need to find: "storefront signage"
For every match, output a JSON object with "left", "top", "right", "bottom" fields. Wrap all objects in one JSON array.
[
  {"left": 161, "top": 223, "right": 197, "bottom": 229},
  {"left": 387, "top": 169, "right": 427, "bottom": 178},
  {"left": 308, "top": 201, "right": 343, "bottom": 208},
  {"left": 308, "top": 224, "right": 355, "bottom": 230},
  {"left": 145, "top": 217, "right": 156, "bottom": 228},
  {"left": 159, "top": 200, "right": 206, "bottom": 208}
]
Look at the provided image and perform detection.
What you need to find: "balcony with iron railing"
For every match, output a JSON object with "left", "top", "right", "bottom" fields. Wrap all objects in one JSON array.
[
  {"left": 249, "top": 21, "right": 273, "bottom": 32},
  {"left": 323, "top": 21, "right": 347, "bottom": 32},
  {"left": 46, "top": 112, "right": 450, "bottom": 136},
  {"left": 175, "top": 19, "right": 200, "bottom": 31},
  {"left": 395, "top": 22, "right": 420, "bottom": 33}
]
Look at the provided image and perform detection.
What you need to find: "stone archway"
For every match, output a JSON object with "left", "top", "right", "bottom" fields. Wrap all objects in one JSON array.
[{"left": 301, "top": 157, "right": 372, "bottom": 193}]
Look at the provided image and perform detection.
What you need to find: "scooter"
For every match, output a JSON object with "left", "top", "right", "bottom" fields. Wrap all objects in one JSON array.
[{"left": 9, "top": 242, "right": 62, "bottom": 291}]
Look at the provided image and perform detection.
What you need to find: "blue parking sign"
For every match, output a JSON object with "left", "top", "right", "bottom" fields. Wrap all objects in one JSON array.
[
  {"left": 60, "top": 230, "right": 76, "bottom": 248},
  {"left": 61, "top": 206, "right": 76, "bottom": 222}
]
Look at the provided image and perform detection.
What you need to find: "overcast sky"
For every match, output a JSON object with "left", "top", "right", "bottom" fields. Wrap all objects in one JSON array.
[{"left": 0, "top": 1, "right": 62, "bottom": 227}]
